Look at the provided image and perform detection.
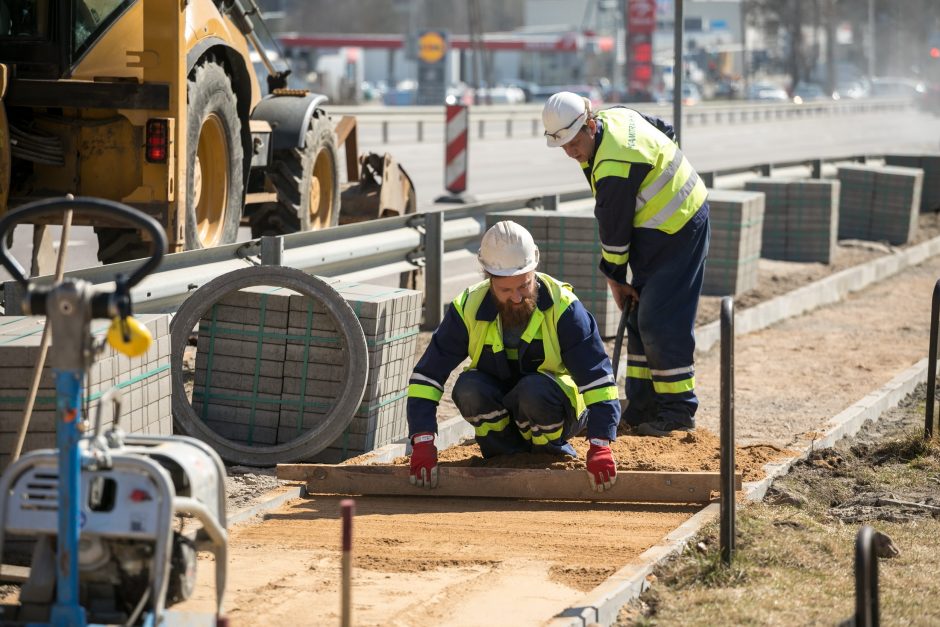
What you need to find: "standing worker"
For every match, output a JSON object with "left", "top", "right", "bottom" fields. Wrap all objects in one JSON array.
[
  {"left": 541, "top": 91, "right": 710, "bottom": 437},
  {"left": 406, "top": 221, "right": 621, "bottom": 492}
]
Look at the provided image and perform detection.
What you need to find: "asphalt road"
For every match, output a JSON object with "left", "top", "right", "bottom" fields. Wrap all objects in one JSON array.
[
  {"left": 2, "top": 107, "right": 939, "bottom": 288},
  {"left": 376, "top": 108, "right": 940, "bottom": 207}
]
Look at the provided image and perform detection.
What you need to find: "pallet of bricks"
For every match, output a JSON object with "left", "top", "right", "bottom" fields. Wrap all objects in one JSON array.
[
  {"left": 884, "top": 154, "right": 940, "bottom": 213},
  {"left": 0, "top": 314, "right": 172, "bottom": 472},
  {"left": 703, "top": 190, "right": 765, "bottom": 296},
  {"left": 485, "top": 208, "right": 620, "bottom": 338},
  {"left": 744, "top": 178, "right": 840, "bottom": 263},
  {"left": 191, "top": 281, "right": 422, "bottom": 463},
  {"left": 836, "top": 164, "right": 923, "bottom": 245}
]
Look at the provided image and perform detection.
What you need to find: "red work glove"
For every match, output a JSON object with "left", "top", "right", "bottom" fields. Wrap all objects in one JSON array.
[
  {"left": 586, "top": 438, "right": 617, "bottom": 492},
  {"left": 409, "top": 432, "right": 438, "bottom": 489}
]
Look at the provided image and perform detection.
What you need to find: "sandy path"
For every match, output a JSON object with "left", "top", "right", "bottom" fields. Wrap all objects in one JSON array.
[{"left": 178, "top": 497, "right": 696, "bottom": 626}]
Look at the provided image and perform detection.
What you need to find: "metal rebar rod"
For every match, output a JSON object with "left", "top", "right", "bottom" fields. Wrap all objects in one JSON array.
[
  {"left": 720, "top": 296, "right": 735, "bottom": 564},
  {"left": 927, "top": 279, "right": 940, "bottom": 438},
  {"left": 341, "top": 499, "right": 355, "bottom": 627},
  {"left": 854, "top": 525, "right": 879, "bottom": 627}
]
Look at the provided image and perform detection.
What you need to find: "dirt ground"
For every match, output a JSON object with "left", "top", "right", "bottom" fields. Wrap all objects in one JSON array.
[
  {"left": 176, "top": 497, "right": 697, "bottom": 625},
  {"left": 169, "top": 213, "right": 940, "bottom": 626},
  {"left": 616, "top": 384, "right": 940, "bottom": 625}
]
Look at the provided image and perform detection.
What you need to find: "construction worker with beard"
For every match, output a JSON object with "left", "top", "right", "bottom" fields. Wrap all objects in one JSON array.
[
  {"left": 406, "top": 221, "right": 621, "bottom": 492},
  {"left": 541, "top": 91, "right": 710, "bottom": 437}
]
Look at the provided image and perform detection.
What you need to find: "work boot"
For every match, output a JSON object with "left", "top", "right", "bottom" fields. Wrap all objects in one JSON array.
[{"left": 635, "top": 420, "right": 695, "bottom": 437}]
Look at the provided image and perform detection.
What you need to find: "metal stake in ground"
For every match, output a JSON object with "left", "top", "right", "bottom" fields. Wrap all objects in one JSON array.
[
  {"left": 720, "top": 296, "right": 736, "bottom": 564},
  {"left": 926, "top": 279, "right": 940, "bottom": 439},
  {"left": 341, "top": 499, "right": 355, "bottom": 627},
  {"left": 853, "top": 525, "right": 880, "bottom": 627}
]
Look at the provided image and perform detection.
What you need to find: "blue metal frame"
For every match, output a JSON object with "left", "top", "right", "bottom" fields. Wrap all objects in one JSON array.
[{"left": 49, "top": 370, "right": 86, "bottom": 626}]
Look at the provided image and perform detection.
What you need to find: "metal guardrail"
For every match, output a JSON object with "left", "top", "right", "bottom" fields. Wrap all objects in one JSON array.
[
  {"left": 332, "top": 97, "right": 914, "bottom": 143},
  {"left": 0, "top": 153, "right": 894, "bottom": 318},
  {"left": 1, "top": 189, "right": 589, "bottom": 317}
]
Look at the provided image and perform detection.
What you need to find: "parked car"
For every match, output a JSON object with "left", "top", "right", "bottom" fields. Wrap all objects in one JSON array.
[
  {"left": 791, "top": 82, "right": 831, "bottom": 104},
  {"left": 834, "top": 79, "right": 870, "bottom": 99},
  {"left": 472, "top": 85, "right": 527, "bottom": 105},
  {"left": 660, "top": 82, "right": 703, "bottom": 106},
  {"left": 746, "top": 81, "right": 789, "bottom": 101},
  {"left": 531, "top": 84, "right": 604, "bottom": 108},
  {"left": 870, "top": 77, "right": 927, "bottom": 100}
]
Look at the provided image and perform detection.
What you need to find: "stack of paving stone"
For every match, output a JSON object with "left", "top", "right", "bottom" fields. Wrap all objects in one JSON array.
[
  {"left": 192, "top": 281, "right": 421, "bottom": 462},
  {"left": 884, "top": 154, "right": 940, "bottom": 213},
  {"left": 836, "top": 164, "right": 923, "bottom": 245},
  {"left": 703, "top": 190, "right": 765, "bottom": 296},
  {"left": 193, "top": 287, "right": 288, "bottom": 447},
  {"left": 485, "top": 208, "right": 620, "bottom": 338},
  {"left": 744, "top": 178, "right": 840, "bottom": 263},
  {"left": 0, "top": 314, "right": 172, "bottom": 471}
]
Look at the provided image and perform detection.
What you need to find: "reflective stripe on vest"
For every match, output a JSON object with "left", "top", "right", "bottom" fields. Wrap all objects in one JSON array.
[{"left": 590, "top": 108, "right": 707, "bottom": 235}]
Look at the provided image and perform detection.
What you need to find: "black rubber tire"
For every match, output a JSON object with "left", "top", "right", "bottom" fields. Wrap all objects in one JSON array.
[
  {"left": 251, "top": 112, "right": 340, "bottom": 237},
  {"left": 185, "top": 58, "right": 243, "bottom": 250},
  {"left": 170, "top": 266, "right": 368, "bottom": 466}
]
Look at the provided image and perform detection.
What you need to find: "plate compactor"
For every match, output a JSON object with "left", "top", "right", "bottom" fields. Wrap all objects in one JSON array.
[{"left": 0, "top": 198, "right": 228, "bottom": 626}]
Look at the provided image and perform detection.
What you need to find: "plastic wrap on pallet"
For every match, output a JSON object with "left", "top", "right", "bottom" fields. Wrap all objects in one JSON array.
[
  {"left": 702, "top": 190, "right": 765, "bottom": 296},
  {"left": 0, "top": 314, "right": 173, "bottom": 470}
]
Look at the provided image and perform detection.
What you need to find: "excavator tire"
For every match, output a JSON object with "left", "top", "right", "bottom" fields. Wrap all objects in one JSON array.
[
  {"left": 96, "top": 57, "right": 243, "bottom": 264},
  {"left": 184, "top": 57, "right": 243, "bottom": 249},
  {"left": 250, "top": 111, "right": 340, "bottom": 237}
]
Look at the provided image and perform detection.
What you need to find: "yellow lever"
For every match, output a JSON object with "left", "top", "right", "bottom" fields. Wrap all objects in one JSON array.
[{"left": 107, "top": 316, "right": 152, "bottom": 357}]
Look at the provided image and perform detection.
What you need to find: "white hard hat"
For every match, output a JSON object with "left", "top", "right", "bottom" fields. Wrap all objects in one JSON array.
[
  {"left": 542, "top": 91, "right": 588, "bottom": 148},
  {"left": 478, "top": 221, "right": 540, "bottom": 277}
]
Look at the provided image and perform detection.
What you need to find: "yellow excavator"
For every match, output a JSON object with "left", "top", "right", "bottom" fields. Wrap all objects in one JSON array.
[{"left": 0, "top": 0, "right": 415, "bottom": 265}]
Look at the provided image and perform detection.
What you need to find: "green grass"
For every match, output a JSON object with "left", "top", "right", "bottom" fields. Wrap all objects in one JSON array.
[{"left": 617, "top": 422, "right": 940, "bottom": 626}]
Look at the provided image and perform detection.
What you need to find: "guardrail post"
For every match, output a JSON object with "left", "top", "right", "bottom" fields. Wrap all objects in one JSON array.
[
  {"left": 811, "top": 159, "right": 822, "bottom": 179},
  {"left": 720, "top": 296, "right": 735, "bottom": 565},
  {"left": 417, "top": 120, "right": 424, "bottom": 142},
  {"left": 260, "top": 235, "right": 284, "bottom": 266},
  {"left": 423, "top": 210, "right": 445, "bottom": 330},
  {"left": 532, "top": 119, "right": 538, "bottom": 136},
  {"left": 506, "top": 118, "right": 513, "bottom": 138},
  {"left": 853, "top": 526, "right": 880, "bottom": 627},
  {"left": 382, "top": 121, "right": 389, "bottom": 144},
  {"left": 701, "top": 172, "right": 715, "bottom": 188},
  {"left": 478, "top": 119, "right": 485, "bottom": 139},
  {"left": 926, "top": 279, "right": 940, "bottom": 438},
  {"left": 759, "top": 164, "right": 772, "bottom": 177}
]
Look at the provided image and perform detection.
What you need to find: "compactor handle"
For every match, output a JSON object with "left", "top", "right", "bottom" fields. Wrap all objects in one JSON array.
[{"left": 0, "top": 196, "right": 167, "bottom": 288}]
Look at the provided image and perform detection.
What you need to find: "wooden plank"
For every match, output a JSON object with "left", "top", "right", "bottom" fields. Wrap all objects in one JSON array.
[{"left": 277, "top": 464, "right": 743, "bottom": 504}]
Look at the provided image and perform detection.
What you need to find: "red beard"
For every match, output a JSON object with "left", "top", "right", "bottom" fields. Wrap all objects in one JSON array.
[{"left": 496, "top": 296, "right": 536, "bottom": 330}]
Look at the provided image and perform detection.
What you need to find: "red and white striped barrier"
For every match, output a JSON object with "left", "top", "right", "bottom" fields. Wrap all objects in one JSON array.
[{"left": 444, "top": 104, "right": 468, "bottom": 193}]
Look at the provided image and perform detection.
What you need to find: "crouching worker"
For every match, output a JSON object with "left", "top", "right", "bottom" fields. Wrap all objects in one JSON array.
[{"left": 406, "top": 220, "right": 621, "bottom": 492}]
